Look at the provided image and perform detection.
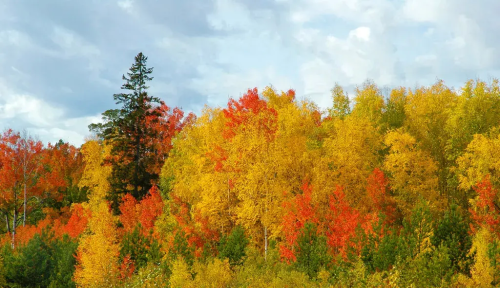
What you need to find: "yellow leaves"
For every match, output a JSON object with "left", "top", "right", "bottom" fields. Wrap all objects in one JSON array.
[
  {"left": 74, "top": 140, "right": 120, "bottom": 288},
  {"left": 169, "top": 258, "right": 233, "bottom": 288},
  {"left": 383, "top": 129, "right": 442, "bottom": 216},
  {"left": 261, "top": 86, "right": 295, "bottom": 110},
  {"left": 405, "top": 80, "right": 456, "bottom": 130},
  {"left": 78, "top": 140, "right": 112, "bottom": 206},
  {"left": 74, "top": 201, "right": 120, "bottom": 288},
  {"left": 316, "top": 116, "right": 382, "bottom": 209},
  {"left": 329, "top": 83, "right": 350, "bottom": 120},
  {"left": 352, "top": 80, "right": 385, "bottom": 124},
  {"left": 457, "top": 228, "right": 494, "bottom": 287},
  {"left": 457, "top": 133, "right": 500, "bottom": 190},
  {"left": 169, "top": 257, "right": 193, "bottom": 288},
  {"left": 404, "top": 80, "right": 457, "bottom": 195},
  {"left": 192, "top": 258, "right": 233, "bottom": 287}
]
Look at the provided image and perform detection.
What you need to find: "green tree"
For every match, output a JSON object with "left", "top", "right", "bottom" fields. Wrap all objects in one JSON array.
[
  {"left": 89, "top": 52, "right": 162, "bottom": 207},
  {"left": 48, "top": 235, "right": 78, "bottom": 288},
  {"left": 329, "top": 83, "right": 350, "bottom": 119},
  {"left": 2, "top": 230, "right": 78, "bottom": 288},
  {"left": 431, "top": 204, "right": 473, "bottom": 274},
  {"left": 381, "top": 87, "right": 406, "bottom": 130},
  {"left": 2, "top": 231, "right": 54, "bottom": 287},
  {"left": 119, "top": 225, "right": 153, "bottom": 271},
  {"left": 294, "top": 223, "right": 331, "bottom": 279},
  {"left": 218, "top": 225, "right": 249, "bottom": 267}
]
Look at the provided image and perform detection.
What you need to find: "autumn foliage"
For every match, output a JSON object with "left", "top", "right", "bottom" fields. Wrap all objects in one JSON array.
[{"left": 5, "top": 70, "right": 500, "bottom": 287}]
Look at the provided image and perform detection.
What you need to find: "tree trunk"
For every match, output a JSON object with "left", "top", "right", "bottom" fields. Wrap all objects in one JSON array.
[
  {"left": 5, "top": 214, "right": 10, "bottom": 233},
  {"left": 264, "top": 226, "right": 268, "bottom": 261},
  {"left": 12, "top": 208, "right": 17, "bottom": 249},
  {"left": 134, "top": 133, "right": 140, "bottom": 198}
]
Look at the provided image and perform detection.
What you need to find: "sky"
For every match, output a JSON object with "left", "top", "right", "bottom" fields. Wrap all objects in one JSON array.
[{"left": 1, "top": 0, "right": 500, "bottom": 146}]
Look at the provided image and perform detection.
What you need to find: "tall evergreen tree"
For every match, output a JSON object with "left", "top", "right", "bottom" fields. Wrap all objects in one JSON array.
[{"left": 89, "top": 52, "right": 162, "bottom": 207}]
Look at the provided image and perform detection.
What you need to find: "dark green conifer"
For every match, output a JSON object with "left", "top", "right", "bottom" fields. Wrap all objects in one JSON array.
[{"left": 89, "top": 52, "right": 162, "bottom": 209}]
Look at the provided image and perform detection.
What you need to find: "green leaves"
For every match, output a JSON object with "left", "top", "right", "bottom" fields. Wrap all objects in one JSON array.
[
  {"left": 294, "top": 223, "right": 330, "bottom": 279},
  {"left": 218, "top": 225, "right": 249, "bottom": 267},
  {"left": 2, "top": 231, "right": 78, "bottom": 288}
]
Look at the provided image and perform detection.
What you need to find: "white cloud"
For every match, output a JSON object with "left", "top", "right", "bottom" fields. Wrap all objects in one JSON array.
[
  {"left": 3, "top": 0, "right": 500, "bottom": 146},
  {"left": 349, "top": 27, "right": 371, "bottom": 42},
  {"left": 117, "top": 0, "right": 134, "bottom": 12},
  {"left": 0, "top": 79, "right": 94, "bottom": 146}
]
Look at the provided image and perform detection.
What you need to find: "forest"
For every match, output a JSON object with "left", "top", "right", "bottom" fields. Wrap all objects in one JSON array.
[{"left": 1, "top": 52, "right": 500, "bottom": 287}]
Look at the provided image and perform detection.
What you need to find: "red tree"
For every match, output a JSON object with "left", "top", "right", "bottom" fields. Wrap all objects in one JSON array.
[
  {"left": 470, "top": 175, "right": 500, "bottom": 235},
  {"left": 279, "top": 181, "right": 319, "bottom": 263},
  {"left": 0, "top": 129, "right": 43, "bottom": 248}
]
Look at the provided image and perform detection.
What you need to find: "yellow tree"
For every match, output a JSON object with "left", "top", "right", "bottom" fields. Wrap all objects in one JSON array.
[
  {"left": 404, "top": 80, "right": 457, "bottom": 197},
  {"left": 259, "top": 87, "right": 321, "bottom": 240},
  {"left": 314, "top": 116, "right": 382, "bottom": 211},
  {"left": 329, "top": 83, "right": 350, "bottom": 120},
  {"left": 456, "top": 228, "right": 495, "bottom": 287},
  {"left": 381, "top": 87, "right": 407, "bottom": 131},
  {"left": 448, "top": 79, "right": 500, "bottom": 203},
  {"left": 351, "top": 80, "right": 385, "bottom": 125},
  {"left": 74, "top": 140, "right": 120, "bottom": 287},
  {"left": 161, "top": 106, "right": 238, "bottom": 235},
  {"left": 447, "top": 79, "right": 500, "bottom": 160},
  {"left": 162, "top": 86, "right": 321, "bottom": 259},
  {"left": 224, "top": 88, "right": 287, "bottom": 259},
  {"left": 456, "top": 133, "right": 500, "bottom": 191},
  {"left": 383, "top": 129, "right": 443, "bottom": 217}
]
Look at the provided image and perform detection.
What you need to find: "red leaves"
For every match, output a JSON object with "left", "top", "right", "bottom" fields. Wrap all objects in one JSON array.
[
  {"left": 222, "top": 88, "right": 278, "bottom": 141},
  {"left": 140, "top": 185, "right": 163, "bottom": 231},
  {"left": 326, "top": 186, "right": 361, "bottom": 258},
  {"left": 280, "top": 181, "right": 371, "bottom": 262},
  {"left": 120, "top": 194, "right": 138, "bottom": 232},
  {"left": 470, "top": 175, "right": 500, "bottom": 235},
  {"left": 169, "top": 194, "right": 219, "bottom": 258},
  {"left": 119, "top": 185, "right": 164, "bottom": 235},
  {"left": 62, "top": 204, "right": 90, "bottom": 238},
  {"left": 119, "top": 255, "right": 135, "bottom": 280},
  {"left": 280, "top": 181, "right": 318, "bottom": 263},
  {"left": 366, "top": 168, "right": 396, "bottom": 224},
  {"left": 286, "top": 89, "right": 296, "bottom": 102},
  {"left": 206, "top": 146, "right": 228, "bottom": 172},
  {"left": 145, "top": 102, "right": 194, "bottom": 178}
]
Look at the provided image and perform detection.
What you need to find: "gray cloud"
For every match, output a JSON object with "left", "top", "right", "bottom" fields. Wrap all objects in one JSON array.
[{"left": 1, "top": 0, "right": 500, "bottom": 146}]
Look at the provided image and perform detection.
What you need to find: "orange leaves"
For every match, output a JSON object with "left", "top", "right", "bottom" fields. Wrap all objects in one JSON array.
[
  {"left": 14, "top": 218, "right": 51, "bottom": 247},
  {"left": 119, "top": 185, "right": 164, "bottom": 235},
  {"left": 0, "top": 128, "right": 44, "bottom": 203},
  {"left": 470, "top": 175, "right": 500, "bottom": 235},
  {"left": 4, "top": 203, "right": 90, "bottom": 247},
  {"left": 39, "top": 141, "right": 82, "bottom": 198}
]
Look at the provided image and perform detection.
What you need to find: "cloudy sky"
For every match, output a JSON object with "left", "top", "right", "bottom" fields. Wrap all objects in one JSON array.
[{"left": 1, "top": 0, "right": 499, "bottom": 146}]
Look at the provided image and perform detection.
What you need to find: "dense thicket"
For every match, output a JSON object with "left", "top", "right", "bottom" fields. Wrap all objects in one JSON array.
[{"left": 1, "top": 53, "right": 500, "bottom": 287}]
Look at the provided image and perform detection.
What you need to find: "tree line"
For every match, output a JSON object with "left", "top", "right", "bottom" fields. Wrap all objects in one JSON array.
[{"left": 0, "top": 52, "right": 500, "bottom": 287}]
